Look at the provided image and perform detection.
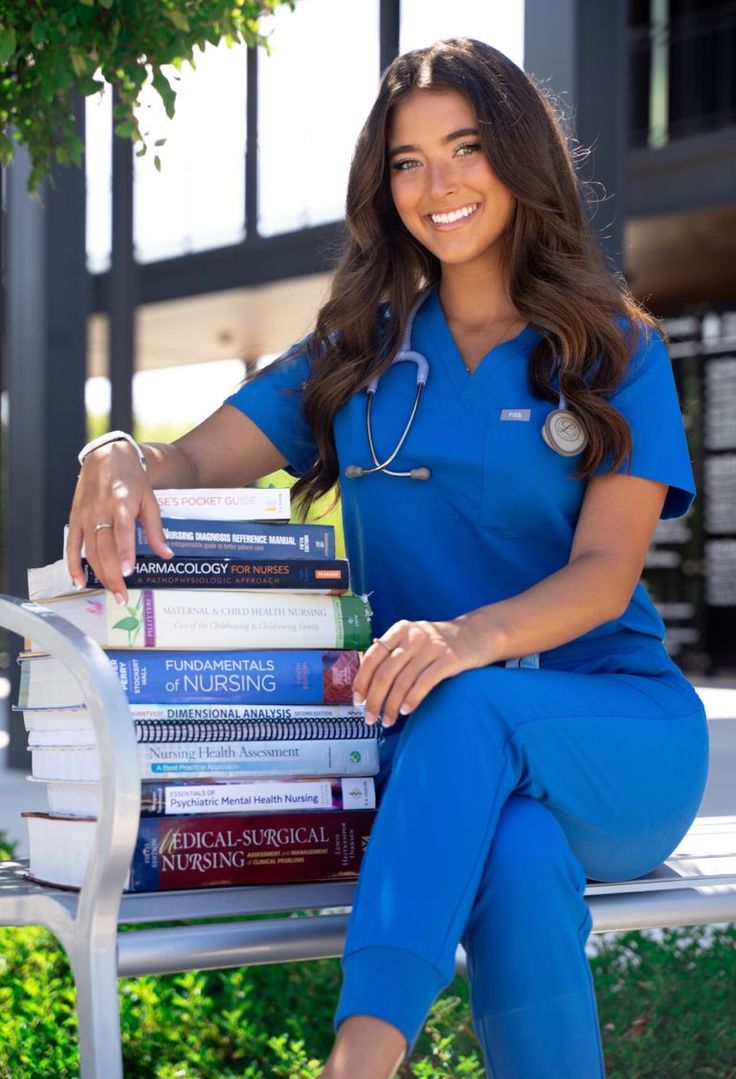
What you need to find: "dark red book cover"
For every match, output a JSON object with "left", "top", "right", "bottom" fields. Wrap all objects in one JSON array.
[{"left": 130, "top": 809, "right": 375, "bottom": 892}]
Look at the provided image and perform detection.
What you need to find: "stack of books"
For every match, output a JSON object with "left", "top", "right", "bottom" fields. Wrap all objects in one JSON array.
[{"left": 19, "top": 487, "right": 378, "bottom": 893}]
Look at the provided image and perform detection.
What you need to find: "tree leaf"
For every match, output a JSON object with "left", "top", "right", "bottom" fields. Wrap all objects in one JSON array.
[
  {"left": 70, "top": 52, "right": 87, "bottom": 77},
  {"left": 153, "top": 154, "right": 161, "bottom": 172},
  {"left": 0, "top": 30, "right": 16, "bottom": 65},
  {"left": 164, "top": 9, "right": 190, "bottom": 32},
  {"left": 30, "top": 21, "right": 48, "bottom": 47},
  {"left": 98, "top": 0, "right": 114, "bottom": 9}
]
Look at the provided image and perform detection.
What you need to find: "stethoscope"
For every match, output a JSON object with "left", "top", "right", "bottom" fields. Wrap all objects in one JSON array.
[{"left": 345, "top": 289, "right": 587, "bottom": 481}]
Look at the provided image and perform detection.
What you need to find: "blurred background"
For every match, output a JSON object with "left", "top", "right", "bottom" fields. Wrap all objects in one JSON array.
[{"left": 1, "top": 0, "right": 735, "bottom": 770}]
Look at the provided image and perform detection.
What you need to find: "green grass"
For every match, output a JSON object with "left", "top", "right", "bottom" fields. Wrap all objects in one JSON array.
[{"left": 0, "top": 921, "right": 733, "bottom": 1078}]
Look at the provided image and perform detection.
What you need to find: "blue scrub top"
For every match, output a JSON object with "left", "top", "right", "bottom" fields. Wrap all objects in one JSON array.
[{"left": 226, "top": 286, "right": 695, "bottom": 667}]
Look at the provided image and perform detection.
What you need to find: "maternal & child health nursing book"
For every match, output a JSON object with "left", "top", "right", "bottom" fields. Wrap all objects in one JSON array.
[{"left": 24, "top": 590, "right": 372, "bottom": 652}]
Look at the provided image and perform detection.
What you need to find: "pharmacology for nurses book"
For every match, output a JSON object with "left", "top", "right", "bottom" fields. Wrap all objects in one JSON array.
[
  {"left": 24, "top": 590, "right": 372, "bottom": 652},
  {"left": 23, "top": 808, "right": 376, "bottom": 891},
  {"left": 28, "top": 556, "right": 350, "bottom": 600},
  {"left": 36, "top": 775, "right": 377, "bottom": 819},
  {"left": 18, "top": 649, "right": 362, "bottom": 710}
]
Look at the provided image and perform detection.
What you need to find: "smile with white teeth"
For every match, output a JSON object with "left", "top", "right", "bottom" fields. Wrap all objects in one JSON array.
[{"left": 428, "top": 203, "right": 480, "bottom": 225}]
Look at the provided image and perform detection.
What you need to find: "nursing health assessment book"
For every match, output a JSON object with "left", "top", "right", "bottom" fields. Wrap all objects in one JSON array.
[
  {"left": 24, "top": 590, "right": 372, "bottom": 653},
  {"left": 30, "top": 735, "right": 380, "bottom": 781},
  {"left": 28, "top": 556, "right": 350, "bottom": 600},
  {"left": 153, "top": 487, "right": 290, "bottom": 522},
  {"left": 18, "top": 649, "right": 361, "bottom": 709},
  {"left": 37, "top": 775, "right": 377, "bottom": 819},
  {"left": 23, "top": 808, "right": 375, "bottom": 891}
]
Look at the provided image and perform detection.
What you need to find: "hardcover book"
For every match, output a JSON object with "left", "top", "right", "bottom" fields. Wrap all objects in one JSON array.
[
  {"left": 25, "top": 590, "right": 372, "bottom": 652},
  {"left": 18, "top": 649, "right": 361, "bottom": 709},
  {"left": 23, "top": 808, "right": 375, "bottom": 891},
  {"left": 28, "top": 557, "right": 350, "bottom": 600}
]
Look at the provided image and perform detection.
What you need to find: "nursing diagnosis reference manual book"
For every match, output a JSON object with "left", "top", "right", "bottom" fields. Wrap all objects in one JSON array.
[{"left": 25, "top": 591, "right": 372, "bottom": 652}]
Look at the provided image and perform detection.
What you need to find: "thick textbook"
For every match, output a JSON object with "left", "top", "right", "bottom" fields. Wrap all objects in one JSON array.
[
  {"left": 28, "top": 557, "right": 350, "bottom": 600},
  {"left": 21, "top": 702, "right": 365, "bottom": 734},
  {"left": 24, "top": 808, "right": 375, "bottom": 891},
  {"left": 134, "top": 519, "right": 336, "bottom": 559},
  {"left": 31, "top": 736, "right": 380, "bottom": 781},
  {"left": 18, "top": 649, "right": 361, "bottom": 709},
  {"left": 26, "top": 590, "right": 372, "bottom": 652},
  {"left": 154, "top": 487, "right": 290, "bottom": 521},
  {"left": 37, "top": 776, "right": 376, "bottom": 818}
]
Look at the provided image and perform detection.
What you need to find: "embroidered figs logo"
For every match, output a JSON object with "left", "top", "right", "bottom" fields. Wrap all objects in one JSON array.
[{"left": 109, "top": 592, "right": 144, "bottom": 646}]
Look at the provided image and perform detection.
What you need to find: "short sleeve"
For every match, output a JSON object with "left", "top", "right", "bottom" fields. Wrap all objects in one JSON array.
[
  {"left": 225, "top": 339, "right": 318, "bottom": 478},
  {"left": 594, "top": 327, "right": 695, "bottom": 518}
]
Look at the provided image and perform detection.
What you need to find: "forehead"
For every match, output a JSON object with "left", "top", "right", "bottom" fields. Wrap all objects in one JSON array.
[{"left": 388, "top": 89, "right": 476, "bottom": 143}]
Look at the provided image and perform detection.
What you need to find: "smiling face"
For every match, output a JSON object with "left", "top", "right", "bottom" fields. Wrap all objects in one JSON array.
[{"left": 387, "top": 88, "right": 515, "bottom": 274}]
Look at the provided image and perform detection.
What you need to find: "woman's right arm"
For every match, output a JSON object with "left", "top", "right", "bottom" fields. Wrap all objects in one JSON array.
[{"left": 67, "top": 403, "right": 289, "bottom": 603}]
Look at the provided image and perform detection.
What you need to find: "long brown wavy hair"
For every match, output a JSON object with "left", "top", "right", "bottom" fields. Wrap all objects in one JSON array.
[{"left": 258, "top": 37, "right": 657, "bottom": 518}]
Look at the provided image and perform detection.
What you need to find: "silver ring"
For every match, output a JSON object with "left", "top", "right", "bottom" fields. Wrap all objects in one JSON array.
[{"left": 94, "top": 522, "right": 114, "bottom": 533}]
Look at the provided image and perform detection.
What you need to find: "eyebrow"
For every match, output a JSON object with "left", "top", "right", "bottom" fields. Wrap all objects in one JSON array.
[{"left": 387, "top": 127, "right": 479, "bottom": 160}]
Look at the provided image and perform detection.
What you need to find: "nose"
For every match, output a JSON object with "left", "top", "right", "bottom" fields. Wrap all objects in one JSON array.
[{"left": 426, "top": 157, "right": 458, "bottom": 200}]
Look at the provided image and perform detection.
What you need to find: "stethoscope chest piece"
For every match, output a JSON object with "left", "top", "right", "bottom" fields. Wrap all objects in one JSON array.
[{"left": 541, "top": 408, "right": 587, "bottom": 457}]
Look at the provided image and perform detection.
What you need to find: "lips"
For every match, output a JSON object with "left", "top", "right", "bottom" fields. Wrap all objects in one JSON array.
[{"left": 424, "top": 202, "right": 481, "bottom": 230}]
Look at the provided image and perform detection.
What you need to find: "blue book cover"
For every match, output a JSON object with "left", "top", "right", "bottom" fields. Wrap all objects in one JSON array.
[
  {"left": 135, "top": 518, "right": 335, "bottom": 559},
  {"left": 107, "top": 649, "right": 359, "bottom": 705}
]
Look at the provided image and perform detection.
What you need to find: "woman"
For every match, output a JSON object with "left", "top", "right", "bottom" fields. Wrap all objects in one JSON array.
[{"left": 69, "top": 39, "right": 708, "bottom": 1079}]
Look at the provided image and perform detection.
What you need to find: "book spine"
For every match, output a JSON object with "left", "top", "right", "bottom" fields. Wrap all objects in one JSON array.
[
  {"left": 31, "top": 739, "right": 380, "bottom": 780},
  {"left": 22, "top": 704, "right": 366, "bottom": 725},
  {"left": 19, "top": 649, "right": 361, "bottom": 708},
  {"left": 134, "top": 718, "right": 375, "bottom": 743},
  {"left": 105, "top": 591, "right": 372, "bottom": 650},
  {"left": 81, "top": 557, "right": 350, "bottom": 593},
  {"left": 110, "top": 649, "right": 360, "bottom": 705},
  {"left": 128, "top": 809, "right": 375, "bottom": 891},
  {"left": 154, "top": 488, "right": 290, "bottom": 521},
  {"left": 136, "top": 519, "right": 335, "bottom": 559},
  {"left": 140, "top": 777, "right": 376, "bottom": 816}
]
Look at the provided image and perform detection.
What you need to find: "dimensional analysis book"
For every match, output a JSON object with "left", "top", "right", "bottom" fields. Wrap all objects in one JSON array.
[
  {"left": 35, "top": 775, "right": 377, "bottom": 818},
  {"left": 18, "top": 649, "right": 362, "bottom": 709},
  {"left": 30, "top": 736, "right": 380, "bottom": 782},
  {"left": 28, "top": 557, "right": 351, "bottom": 600},
  {"left": 23, "top": 808, "right": 375, "bottom": 891},
  {"left": 20, "top": 702, "right": 366, "bottom": 735},
  {"left": 24, "top": 590, "right": 372, "bottom": 652}
]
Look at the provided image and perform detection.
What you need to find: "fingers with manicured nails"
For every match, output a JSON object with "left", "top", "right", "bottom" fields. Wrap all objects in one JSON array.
[
  {"left": 138, "top": 486, "right": 173, "bottom": 561},
  {"left": 65, "top": 515, "right": 86, "bottom": 590}
]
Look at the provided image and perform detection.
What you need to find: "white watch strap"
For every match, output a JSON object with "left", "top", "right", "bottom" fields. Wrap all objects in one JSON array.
[{"left": 78, "top": 430, "right": 147, "bottom": 472}]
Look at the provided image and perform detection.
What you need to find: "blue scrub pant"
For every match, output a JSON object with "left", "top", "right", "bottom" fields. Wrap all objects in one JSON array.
[{"left": 334, "top": 643, "right": 708, "bottom": 1077}]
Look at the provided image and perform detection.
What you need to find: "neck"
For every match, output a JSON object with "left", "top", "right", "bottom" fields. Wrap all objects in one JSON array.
[{"left": 437, "top": 259, "right": 517, "bottom": 331}]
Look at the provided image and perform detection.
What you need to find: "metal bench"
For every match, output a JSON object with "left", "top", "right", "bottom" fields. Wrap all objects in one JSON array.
[{"left": 0, "top": 594, "right": 734, "bottom": 1079}]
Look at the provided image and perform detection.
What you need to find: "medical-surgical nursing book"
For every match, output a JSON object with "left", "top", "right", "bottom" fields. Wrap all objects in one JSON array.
[{"left": 24, "top": 808, "right": 376, "bottom": 891}]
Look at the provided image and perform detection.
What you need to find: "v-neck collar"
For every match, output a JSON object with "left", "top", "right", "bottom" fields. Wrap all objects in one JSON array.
[{"left": 420, "top": 286, "right": 541, "bottom": 406}]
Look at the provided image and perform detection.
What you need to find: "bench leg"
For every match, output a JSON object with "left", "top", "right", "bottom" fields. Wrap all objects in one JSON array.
[{"left": 70, "top": 947, "right": 124, "bottom": 1079}]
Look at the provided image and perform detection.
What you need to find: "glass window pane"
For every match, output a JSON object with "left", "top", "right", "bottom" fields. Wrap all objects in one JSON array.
[
  {"left": 400, "top": 0, "right": 525, "bottom": 66},
  {"left": 133, "top": 43, "right": 247, "bottom": 263},
  {"left": 258, "top": 0, "right": 380, "bottom": 236},
  {"left": 86, "top": 84, "right": 113, "bottom": 274}
]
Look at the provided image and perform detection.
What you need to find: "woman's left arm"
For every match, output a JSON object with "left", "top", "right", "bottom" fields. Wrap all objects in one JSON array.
[{"left": 354, "top": 472, "right": 667, "bottom": 726}]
